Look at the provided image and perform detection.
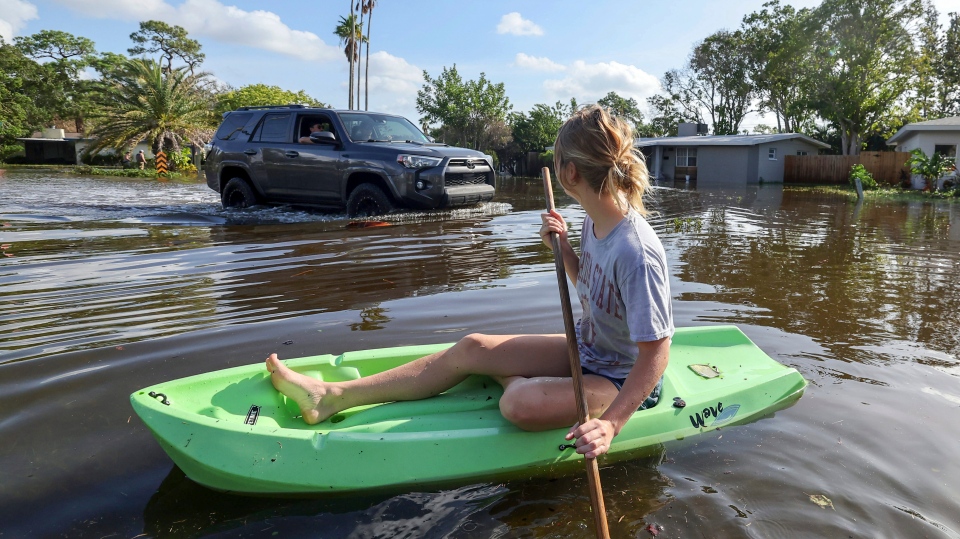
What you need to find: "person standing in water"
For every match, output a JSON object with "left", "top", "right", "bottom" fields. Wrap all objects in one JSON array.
[{"left": 266, "top": 105, "right": 673, "bottom": 458}]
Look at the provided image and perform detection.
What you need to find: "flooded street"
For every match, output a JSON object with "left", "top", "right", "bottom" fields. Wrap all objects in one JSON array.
[{"left": 1, "top": 169, "right": 959, "bottom": 538}]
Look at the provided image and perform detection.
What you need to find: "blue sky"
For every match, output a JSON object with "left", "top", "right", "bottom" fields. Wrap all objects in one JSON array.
[{"left": 2, "top": 0, "right": 959, "bottom": 131}]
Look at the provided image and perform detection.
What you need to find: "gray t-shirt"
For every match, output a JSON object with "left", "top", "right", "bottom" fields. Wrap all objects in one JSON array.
[{"left": 575, "top": 210, "right": 674, "bottom": 379}]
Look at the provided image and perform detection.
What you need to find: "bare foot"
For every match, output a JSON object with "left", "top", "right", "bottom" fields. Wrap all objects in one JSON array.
[{"left": 266, "top": 353, "right": 340, "bottom": 424}]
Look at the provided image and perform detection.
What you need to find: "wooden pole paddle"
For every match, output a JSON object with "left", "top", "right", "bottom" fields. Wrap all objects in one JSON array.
[{"left": 542, "top": 167, "right": 611, "bottom": 539}]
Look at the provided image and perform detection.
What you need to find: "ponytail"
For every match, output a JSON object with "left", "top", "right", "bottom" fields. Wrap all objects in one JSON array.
[{"left": 554, "top": 105, "right": 650, "bottom": 215}]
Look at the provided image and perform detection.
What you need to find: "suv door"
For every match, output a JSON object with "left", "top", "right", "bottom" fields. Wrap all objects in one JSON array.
[
  {"left": 249, "top": 112, "right": 299, "bottom": 202},
  {"left": 287, "top": 115, "right": 342, "bottom": 205}
]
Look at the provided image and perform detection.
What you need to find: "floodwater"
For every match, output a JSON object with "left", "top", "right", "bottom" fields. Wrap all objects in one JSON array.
[{"left": 1, "top": 169, "right": 959, "bottom": 538}]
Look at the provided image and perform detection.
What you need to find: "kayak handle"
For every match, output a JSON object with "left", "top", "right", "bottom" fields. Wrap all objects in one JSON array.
[
  {"left": 148, "top": 391, "right": 170, "bottom": 405},
  {"left": 559, "top": 444, "right": 576, "bottom": 452}
]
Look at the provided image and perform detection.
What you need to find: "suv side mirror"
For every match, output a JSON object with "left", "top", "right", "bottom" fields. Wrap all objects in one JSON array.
[{"left": 310, "top": 131, "right": 338, "bottom": 144}]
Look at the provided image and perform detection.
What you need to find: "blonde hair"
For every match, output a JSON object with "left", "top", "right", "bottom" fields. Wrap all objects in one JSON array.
[{"left": 553, "top": 104, "right": 650, "bottom": 214}]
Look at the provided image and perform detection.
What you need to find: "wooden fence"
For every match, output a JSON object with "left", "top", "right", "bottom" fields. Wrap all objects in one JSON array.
[{"left": 784, "top": 152, "right": 911, "bottom": 185}]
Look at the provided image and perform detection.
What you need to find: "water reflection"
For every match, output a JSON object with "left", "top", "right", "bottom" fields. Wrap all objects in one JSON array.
[
  {"left": 670, "top": 187, "right": 960, "bottom": 363},
  {"left": 140, "top": 449, "right": 671, "bottom": 538}
]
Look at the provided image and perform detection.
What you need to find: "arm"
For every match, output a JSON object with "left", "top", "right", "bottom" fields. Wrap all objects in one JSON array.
[
  {"left": 540, "top": 210, "right": 579, "bottom": 284},
  {"left": 565, "top": 337, "right": 670, "bottom": 458}
]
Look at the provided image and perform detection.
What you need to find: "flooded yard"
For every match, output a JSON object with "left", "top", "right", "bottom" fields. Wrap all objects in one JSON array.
[{"left": 1, "top": 169, "right": 958, "bottom": 537}]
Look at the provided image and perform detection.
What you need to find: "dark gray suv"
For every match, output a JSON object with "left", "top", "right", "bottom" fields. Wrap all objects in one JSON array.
[{"left": 203, "top": 105, "right": 496, "bottom": 216}]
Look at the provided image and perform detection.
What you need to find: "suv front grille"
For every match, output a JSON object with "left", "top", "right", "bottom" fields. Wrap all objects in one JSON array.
[{"left": 445, "top": 172, "right": 489, "bottom": 186}]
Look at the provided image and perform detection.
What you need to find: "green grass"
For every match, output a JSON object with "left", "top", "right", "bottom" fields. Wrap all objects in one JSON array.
[
  {"left": 786, "top": 184, "right": 959, "bottom": 202},
  {"left": 0, "top": 163, "right": 201, "bottom": 181}
]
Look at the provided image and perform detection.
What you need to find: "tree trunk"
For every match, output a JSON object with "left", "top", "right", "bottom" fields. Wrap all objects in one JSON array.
[
  {"left": 348, "top": 0, "right": 355, "bottom": 109},
  {"left": 356, "top": 6, "right": 364, "bottom": 110},
  {"left": 365, "top": 7, "right": 373, "bottom": 111}
]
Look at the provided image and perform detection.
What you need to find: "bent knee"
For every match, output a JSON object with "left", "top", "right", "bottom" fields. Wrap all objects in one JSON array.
[
  {"left": 458, "top": 333, "right": 493, "bottom": 352},
  {"left": 499, "top": 386, "right": 550, "bottom": 430}
]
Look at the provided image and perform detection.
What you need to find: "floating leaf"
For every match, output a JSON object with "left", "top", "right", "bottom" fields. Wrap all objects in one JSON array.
[
  {"left": 689, "top": 364, "right": 720, "bottom": 378},
  {"left": 645, "top": 523, "right": 661, "bottom": 536},
  {"left": 808, "top": 494, "right": 834, "bottom": 510}
]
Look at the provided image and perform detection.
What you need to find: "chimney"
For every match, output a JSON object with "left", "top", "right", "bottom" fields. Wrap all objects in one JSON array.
[
  {"left": 42, "top": 128, "right": 66, "bottom": 139},
  {"left": 677, "top": 123, "right": 697, "bottom": 137}
]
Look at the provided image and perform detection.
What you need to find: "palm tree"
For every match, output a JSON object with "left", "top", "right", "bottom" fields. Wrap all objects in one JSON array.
[
  {"left": 334, "top": 13, "right": 364, "bottom": 109},
  {"left": 85, "top": 58, "right": 214, "bottom": 159},
  {"left": 355, "top": 1, "right": 364, "bottom": 110},
  {"left": 363, "top": 0, "right": 377, "bottom": 110}
]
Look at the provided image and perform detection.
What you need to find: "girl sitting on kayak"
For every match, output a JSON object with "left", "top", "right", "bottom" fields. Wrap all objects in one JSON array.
[{"left": 266, "top": 105, "right": 673, "bottom": 459}]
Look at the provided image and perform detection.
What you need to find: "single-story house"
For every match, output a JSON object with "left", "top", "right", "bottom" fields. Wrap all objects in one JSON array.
[
  {"left": 635, "top": 124, "right": 831, "bottom": 184},
  {"left": 16, "top": 128, "right": 83, "bottom": 164},
  {"left": 886, "top": 116, "right": 959, "bottom": 189},
  {"left": 16, "top": 128, "right": 154, "bottom": 165}
]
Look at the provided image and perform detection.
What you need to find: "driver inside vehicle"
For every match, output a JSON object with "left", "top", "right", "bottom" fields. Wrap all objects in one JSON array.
[{"left": 299, "top": 122, "right": 330, "bottom": 143}]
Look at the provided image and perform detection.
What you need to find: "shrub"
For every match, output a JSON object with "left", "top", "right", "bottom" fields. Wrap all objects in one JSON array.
[
  {"left": 905, "top": 148, "right": 955, "bottom": 191},
  {"left": 849, "top": 164, "right": 878, "bottom": 190}
]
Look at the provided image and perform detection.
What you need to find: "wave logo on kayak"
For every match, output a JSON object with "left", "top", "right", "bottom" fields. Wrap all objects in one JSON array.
[{"left": 689, "top": 402, "right": 741, "bottom": 428}]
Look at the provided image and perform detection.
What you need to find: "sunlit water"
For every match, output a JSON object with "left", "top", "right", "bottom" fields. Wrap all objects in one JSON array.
[{"left": 1, "top": 169, "right": 959, "bottom": 538}]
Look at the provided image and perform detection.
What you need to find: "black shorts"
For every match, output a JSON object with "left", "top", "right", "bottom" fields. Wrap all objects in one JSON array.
[{"left": 581, "top": 366, "right": 663, "bottom": 410}]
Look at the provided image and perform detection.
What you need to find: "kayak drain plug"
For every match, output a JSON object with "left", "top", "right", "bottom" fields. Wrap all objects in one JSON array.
[
  {"left": 149, "top": 392, "right": 170, "bottom": 405},
  {"left": 673, "top": 397, "right": 686, "bottom": 408}
]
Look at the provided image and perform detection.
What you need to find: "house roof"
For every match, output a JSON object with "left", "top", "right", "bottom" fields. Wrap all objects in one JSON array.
[
  {"left": 17, "top": 131, "right": 86, "bottom": 142},
  {"left": 886, "top": 116, "right": 960, "bottom": 145},
  {"left": 634, "top": 133, "right": 831, "bottom": 149}
]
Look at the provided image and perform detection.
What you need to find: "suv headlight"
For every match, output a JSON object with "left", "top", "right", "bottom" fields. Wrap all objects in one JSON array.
[{"left": 397, "top": 154, "right": 443, "bottom": 169}]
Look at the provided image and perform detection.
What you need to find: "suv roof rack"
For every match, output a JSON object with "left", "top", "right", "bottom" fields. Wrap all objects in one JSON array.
[{"left": 234, "top": 104, "right": 310, "bottom": 111}]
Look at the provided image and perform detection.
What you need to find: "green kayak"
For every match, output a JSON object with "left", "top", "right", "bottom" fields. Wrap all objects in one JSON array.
[{"left": 131, "top": 325, "right": 806, "bottom": 495}]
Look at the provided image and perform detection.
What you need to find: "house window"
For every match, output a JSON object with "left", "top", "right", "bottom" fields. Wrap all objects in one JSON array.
[
  {"left": 934, "top": 145, "right": 957, "bottom": 158},
  {"left": 768, "top": 147, "right": 778, "bottom": 160},
  {"left": 797, "top": 150, "right": 808, "bottom": 156},
  {"left": 676, "top": 147, "right": 697, "bottom": 167}
]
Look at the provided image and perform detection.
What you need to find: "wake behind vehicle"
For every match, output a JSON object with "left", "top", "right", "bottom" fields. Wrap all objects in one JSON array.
[{"left": 203, "top": 105, "right": 496, "bottom": 217}]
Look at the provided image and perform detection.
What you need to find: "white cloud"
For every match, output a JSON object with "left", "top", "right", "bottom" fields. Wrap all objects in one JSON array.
[
  {"left": 514, "top": 53, "right": 565, "bottom": 72},
  {"left": 543, "top": 60, "right": 661, "bottom": 105},
  {"left": 496, "top": 12, "right": 543, "bottom": 36},
  {"left": 0, "top": 0, "right": 38, "bottom": 42},
  {"left": 51, "top": 0, "right": 340, "bottom": 62},
  {"left": 351, "top": 51, "right": 423, "bottom": 119}
]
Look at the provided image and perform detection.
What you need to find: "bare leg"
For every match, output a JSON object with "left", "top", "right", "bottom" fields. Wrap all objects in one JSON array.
[
  {"left": 497, "top": 374, "right": 620, "bottom": 431},
  {"left": 267, "top": 333, "right": 572, "bottom": 425}
]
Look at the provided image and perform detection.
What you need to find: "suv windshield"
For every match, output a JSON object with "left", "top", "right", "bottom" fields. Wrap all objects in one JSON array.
[{"left": 339, "top": 112, "right": 429, "bottom": 143}]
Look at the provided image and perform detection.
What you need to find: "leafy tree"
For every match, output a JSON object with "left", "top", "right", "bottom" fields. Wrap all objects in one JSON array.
[
  {"left": 128, "top": 20, "right": 204, "bottom": 75},
  {"left": 511, "top": 102, "right": 569, "bottom": 152},
  {"left": 657, "top": 30, "right": 755, "bottom": 136},
  {"left": 214, "top": 84, "right": 328, "bottom": 116},
  {"left": 806, "top": 0, "right": 923, "bottom": 155},
  {"left": 596, "top": 92, "right": 644, "bottom": 134},
  {"left": 741, "top": 1, "right": 817, "bottom": 133},
  {"left": 334, "top": 13, "right": 364, "bottom": 109},
  {"left": 939, "top": 12, "right": 960, "bottom": 115},
  {"left": 645, "top": 93, "right": 696, "bottom": 137},
  {"left": 0, "top": 39, "right": 43, "bottom": 159},
  {"left": 416, "top": 65, "right": 512, "bottom": 151},
  {"left": 85, "top": 59, "right": 215, "bottom": 160},
  {"left": 690, "top": 30, "right": 756, "bottom": 135},
  {"left": 912, "top": 0, "right": 942, "bottom": 120},
  {"left": 14, "top": 30, "right": 97, "bottom": 133}
]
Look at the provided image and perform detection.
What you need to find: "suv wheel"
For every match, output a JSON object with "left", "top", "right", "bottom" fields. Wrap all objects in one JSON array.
[
  {"left": 347, "top": 183, "right": 394, "bottom": 217},
  {"left": 221, "top": 178, "right": 259, "bottom": 209}
]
